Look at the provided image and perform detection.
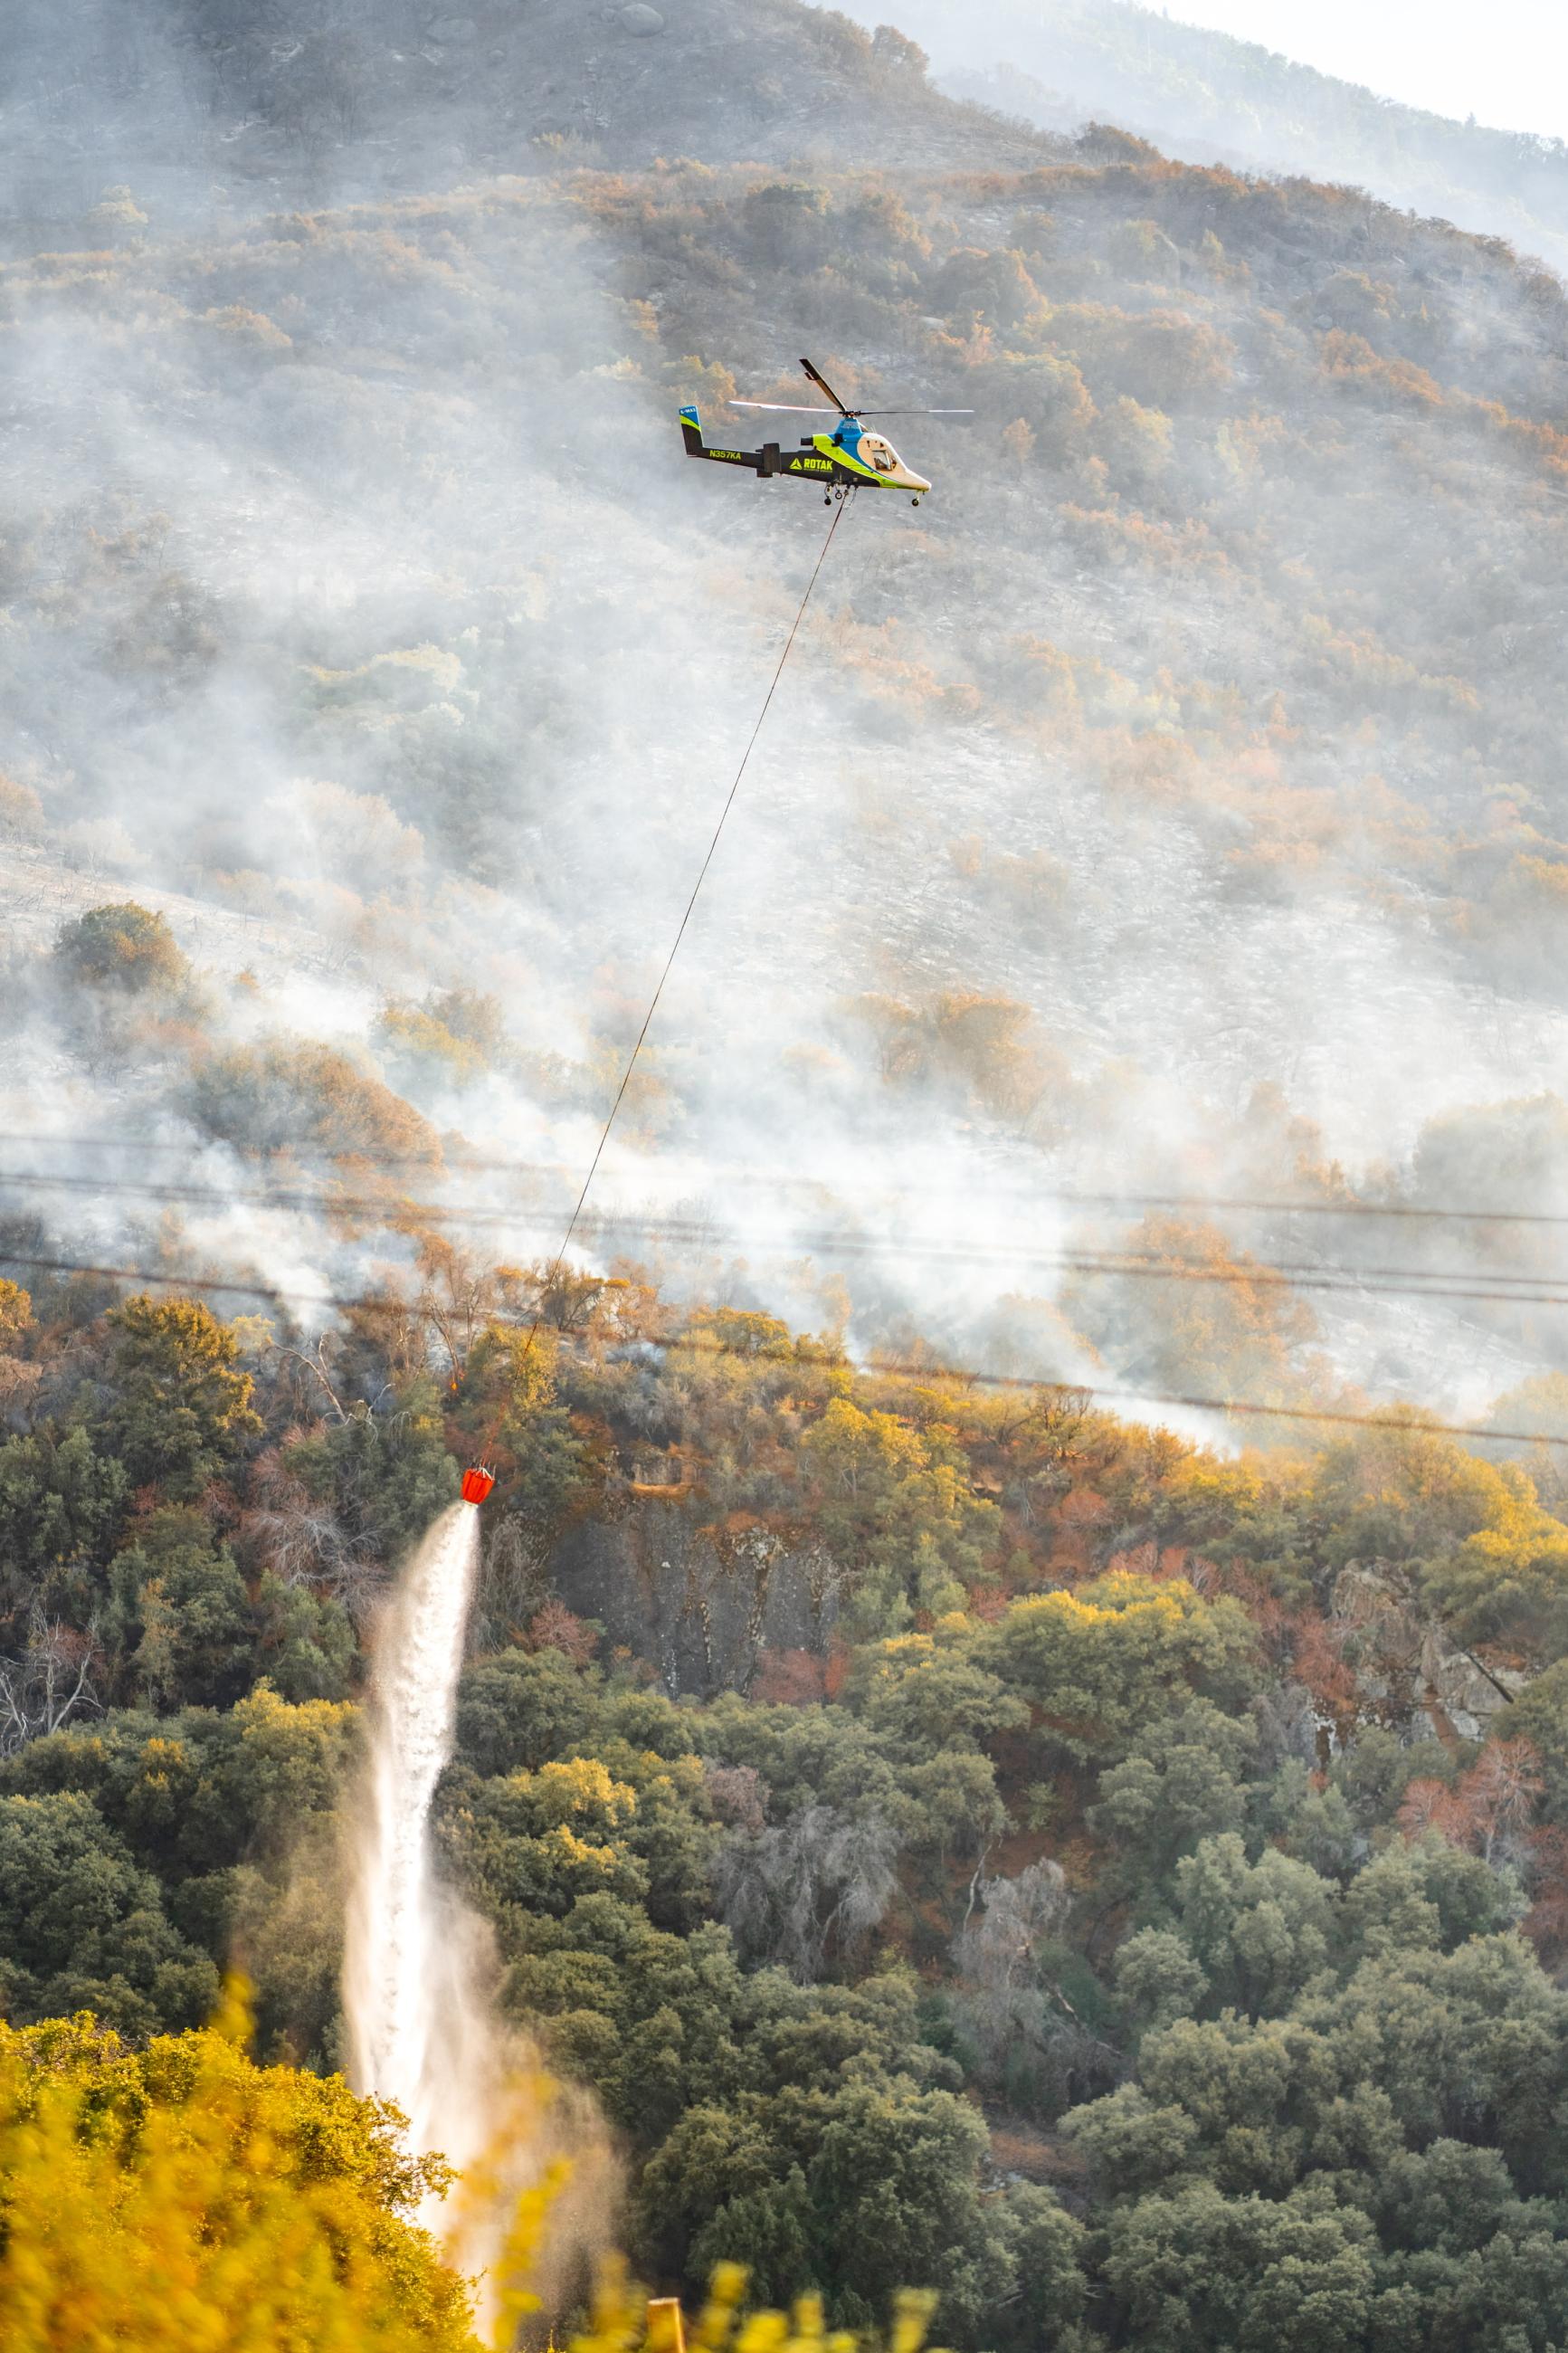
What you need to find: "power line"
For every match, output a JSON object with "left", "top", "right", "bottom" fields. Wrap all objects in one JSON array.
[
  {"left": 5, "top": 1167, "right": 1568, "bottom": 1310},
  {"left": 5, "top": 1131, "right": 1567, "bottom": 1229},
  {"left": 2, "top": 1242, "right": 1565, "bottom": 1451}
]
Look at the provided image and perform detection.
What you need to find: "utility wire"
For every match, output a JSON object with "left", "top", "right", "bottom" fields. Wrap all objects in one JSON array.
[
  {"left": 6, "top": 1132, "right": 1568, "bottom": 1229},
  {"left": 2, "top": 1243, "right": 1566, "bottom": 1452},
  {"left": 5, "top": 1167, "right": 1568, "bottom": 1309}
]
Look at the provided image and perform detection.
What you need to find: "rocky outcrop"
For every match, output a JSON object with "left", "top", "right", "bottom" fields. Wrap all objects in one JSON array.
[
  {"left": 1327, "top": 1561, "right": 1528, "bottom": 1746},
  {"left": 550, "top": 1499, "right": 839, "bottom": 1697}
]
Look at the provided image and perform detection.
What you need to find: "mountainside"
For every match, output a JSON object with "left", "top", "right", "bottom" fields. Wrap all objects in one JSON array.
[
  {"left": 3, "top": 0, "right": 1055, "bottom": 233},
  {"left": 874, "top": 0, "right": 1568, "bottom": 277},
  {"left": 6, "top": 0, "right": 1568, "bottom": 1410},
  {"left": 9, "top": 9, "right": 1568, "bottom": 2346}
]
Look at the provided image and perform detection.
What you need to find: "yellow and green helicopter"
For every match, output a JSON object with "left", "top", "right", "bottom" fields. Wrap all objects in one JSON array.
[{"left": 679, "top": 357, "right": 971, "bottom": 506}]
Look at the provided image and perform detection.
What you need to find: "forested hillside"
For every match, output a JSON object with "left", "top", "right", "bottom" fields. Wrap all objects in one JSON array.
[
  {"left": 5, "top": 0, "right": 1568, "bottom": 2345},
  {"left": 10, "top": 30, "right": 1568, "bottom": 1399},
  {"left": 5, "top": 1243, "right": 1568, "bottom": 2344}
]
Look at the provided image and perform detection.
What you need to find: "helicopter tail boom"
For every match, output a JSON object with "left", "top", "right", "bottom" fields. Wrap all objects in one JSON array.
[{"left": 682, "top": 404, "right": 805, "bottom": 479}]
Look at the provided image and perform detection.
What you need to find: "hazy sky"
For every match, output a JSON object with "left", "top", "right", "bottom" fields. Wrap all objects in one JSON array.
[{"left": 1162, "top": 0, "right": 1568, "bottom": 138}]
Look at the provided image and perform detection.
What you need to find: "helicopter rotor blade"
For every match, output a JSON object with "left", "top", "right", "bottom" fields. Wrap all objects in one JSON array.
[
  {"left": 800, "top": 356, "right": 853, "bottom": 414},
  {"left": 727, "top": 378, "right": 976, "bottom": 421}
]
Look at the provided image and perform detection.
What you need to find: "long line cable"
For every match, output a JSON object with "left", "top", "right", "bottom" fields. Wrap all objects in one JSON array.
[
  {"left": 2, "top": 1241, "right": 1564, "bottom": 1451},
  {"left": 511, "top": 497, "right": 849, "bottom": 1372}
]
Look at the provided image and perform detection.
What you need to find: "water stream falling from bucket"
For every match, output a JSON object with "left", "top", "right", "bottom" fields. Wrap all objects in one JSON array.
[
  {"left": 342, "top": 1496, "right": 620, "bottom": 2319},
  {"left": 343, "top": 1500, "right": 493, "bottom": 2189}
]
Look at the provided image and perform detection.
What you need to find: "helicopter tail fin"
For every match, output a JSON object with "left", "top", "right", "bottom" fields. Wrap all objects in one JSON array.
[{"left": 679, "top": 407, "right": 771, "bottom": 473}]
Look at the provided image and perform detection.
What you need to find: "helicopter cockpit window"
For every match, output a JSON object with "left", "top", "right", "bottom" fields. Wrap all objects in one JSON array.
[{"left": 866, "top": 438, "right": 897, "bottom": 472}]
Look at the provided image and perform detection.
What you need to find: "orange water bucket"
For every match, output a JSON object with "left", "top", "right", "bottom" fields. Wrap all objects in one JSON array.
[{"left": 461, "top": 1465, "right": 496, "bottom": 1505}]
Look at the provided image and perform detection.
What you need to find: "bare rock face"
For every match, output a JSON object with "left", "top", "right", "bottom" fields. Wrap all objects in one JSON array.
[
  {"left": 551, "top": 1501, "right": 836, "bottom": 1698},
  {"left": 1327, "top": 1559, "right": 1529, "bottom": 1743},
  {"left": 619, "top": 4, "right": 665, "bottom": 32},
  {"left": 427, "top": 14, "right": 479, "bottom": 40},
  {"left": 1416, "top": 1624, "right": 1529, "bottom": 1744},
  {"left": 1330, "top": 1562, "right": 1424, "bottom": 1724}
]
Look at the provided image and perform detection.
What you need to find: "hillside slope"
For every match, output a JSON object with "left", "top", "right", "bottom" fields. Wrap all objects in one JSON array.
[
  {"left": 5, "top": 0, "right": 1568, "bottom": 1410},
  {"left": 869, "top": 0, "right": 1568, "bottom": 274},
  {"left": 9, "top": 8, "right": 1568, "bottom": 2346},
  {"left": 2, "top": 0, "right": 1056, "bottom": 238}
]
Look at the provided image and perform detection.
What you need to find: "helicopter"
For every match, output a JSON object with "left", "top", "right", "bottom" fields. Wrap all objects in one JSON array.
[{"left": 679, "top": 357, "right": 972, "bottom": 506}]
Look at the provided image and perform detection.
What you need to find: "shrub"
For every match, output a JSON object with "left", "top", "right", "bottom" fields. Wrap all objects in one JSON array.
[
  {"left": 185, "top": 1039, "right": 440, "bottom": 1162},
  {"left": 52, "top": 903, "right": 190, "bottom": 997}
]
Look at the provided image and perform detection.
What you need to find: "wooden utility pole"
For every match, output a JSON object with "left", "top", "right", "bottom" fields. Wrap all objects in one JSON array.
[{"left": 646, "top": 2299, "right": 687, "bottom": 2353}]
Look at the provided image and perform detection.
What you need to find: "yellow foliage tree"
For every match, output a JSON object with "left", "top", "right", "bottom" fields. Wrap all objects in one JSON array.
[
  {"left": 0, "top": 1998, "right": 942, "bottom": 2353},
  {"left": 0, "top": 1994, "right": 478, "bottom": 2353}
]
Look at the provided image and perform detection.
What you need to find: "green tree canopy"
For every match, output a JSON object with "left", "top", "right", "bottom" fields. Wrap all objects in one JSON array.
[
  {"left": 0, "top": 1788, "right": 217, "bottom": 2034},
  {"left": 102, "top": 1296, "right": 261, "bottom": 1499}
]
